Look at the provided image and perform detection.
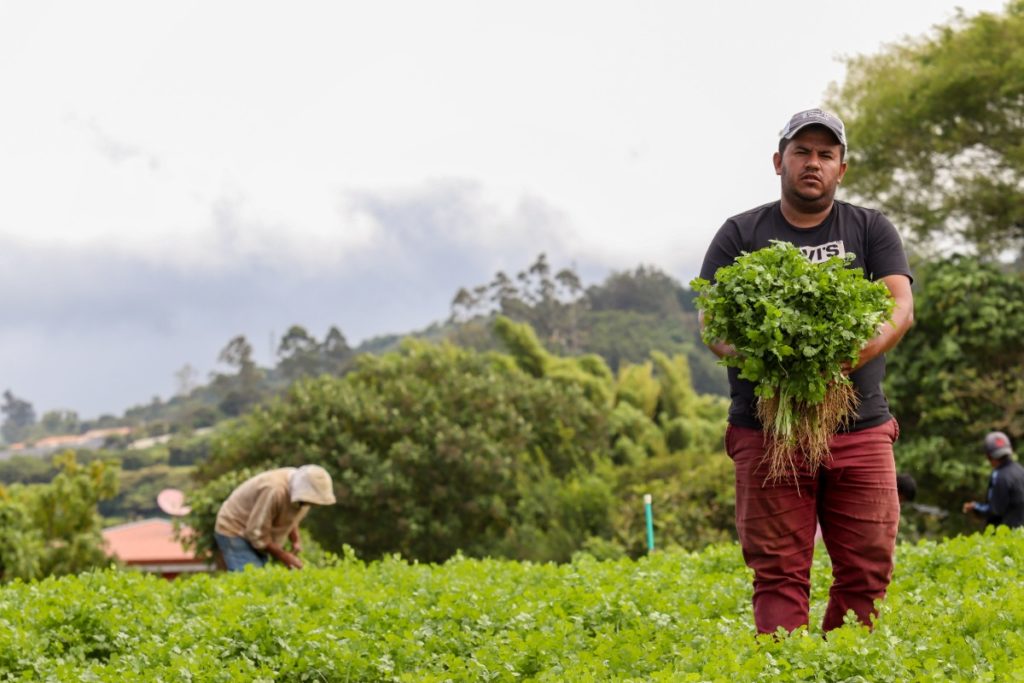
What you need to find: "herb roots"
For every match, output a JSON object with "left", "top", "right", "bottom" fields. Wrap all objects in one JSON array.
[{"left": 755, "top": 379, "right": 859, "bottom": 483}]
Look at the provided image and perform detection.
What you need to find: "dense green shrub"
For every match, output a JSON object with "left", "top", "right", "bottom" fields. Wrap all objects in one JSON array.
[
  {"left": 0, "top": 454, "right": 56, "bottom": 484},
  {"left": 0, "top": 452, "right": 118, "bottom": 582},
  {"left": 186, "top": 319, "right": 734, "bottom": 564},
  {"left": 198, "top": 340, "right": 613, "bottom": 562},
  {"left": 118, "top": 445, "right": 169, "bottom": 470},
  {"left": 168, "top": 433, "right": 212, "bottom": 467},
  {"left": 887, "top": 256, "right": 1024, "bottom": 524}
]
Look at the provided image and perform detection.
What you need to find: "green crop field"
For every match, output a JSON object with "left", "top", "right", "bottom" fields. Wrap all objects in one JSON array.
[{"left": 1, "top": 530, "right": 1023, "bottom": 682}]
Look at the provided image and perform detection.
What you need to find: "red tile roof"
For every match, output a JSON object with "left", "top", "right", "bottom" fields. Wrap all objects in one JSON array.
[{"left": 102, "top": 518, "right": 202, "bottom": 565}]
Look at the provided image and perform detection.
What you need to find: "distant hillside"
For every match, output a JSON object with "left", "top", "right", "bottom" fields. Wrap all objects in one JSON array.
[
  {"left": 355, "top": 258, "right": 727, "bottom": 398},
  {"left": 2, "top": 256, "right": 725, "bottom": 447}
]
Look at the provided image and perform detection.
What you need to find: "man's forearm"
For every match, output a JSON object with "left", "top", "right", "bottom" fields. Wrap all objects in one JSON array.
[
  {"left": 853, "top": 274, "right": 914, "bottom": 370},
  {"left": 707, "top": 339, "right": 738, "bottom": 359}
]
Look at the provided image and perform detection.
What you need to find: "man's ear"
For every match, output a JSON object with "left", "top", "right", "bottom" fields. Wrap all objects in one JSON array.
[{"left": 773, "top": 151, "right": 783, "bottom": 175}]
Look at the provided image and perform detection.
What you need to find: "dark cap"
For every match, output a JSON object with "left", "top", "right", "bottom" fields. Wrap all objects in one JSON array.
[
  {"left": 984, "top": 431, "right": 1013, "bottom": 459},
  {"left": 779, "top": 108, "right": 847, "bottom": 151}
]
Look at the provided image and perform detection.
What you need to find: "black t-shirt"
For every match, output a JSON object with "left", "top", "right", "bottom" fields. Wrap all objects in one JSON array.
[{"left": 698, "top": 200, "right": 913, "bottom": 431}]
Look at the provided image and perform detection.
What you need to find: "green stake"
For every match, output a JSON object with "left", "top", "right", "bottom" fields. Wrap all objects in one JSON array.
[{"left": 644, "top": 493, "right": 655, "bottom": 552}]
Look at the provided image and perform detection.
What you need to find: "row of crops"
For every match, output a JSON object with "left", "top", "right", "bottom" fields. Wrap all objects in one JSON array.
[{"left": 1, "top": 530, "right": 1022, "bottom": 681}]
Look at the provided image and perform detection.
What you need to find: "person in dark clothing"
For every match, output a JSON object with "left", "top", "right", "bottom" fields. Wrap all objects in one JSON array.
[
  {"left": 962, "top": 431, "right": 1024, "bottom": 529},
  {"left": 896, "top": 471, "right": 947, "bottom": 518},
  {"left": 699, "top": 108, "right": 915, "bottom": 635},
  {"left": 896, "top": 473, "right": 917, "bottom": 504}
]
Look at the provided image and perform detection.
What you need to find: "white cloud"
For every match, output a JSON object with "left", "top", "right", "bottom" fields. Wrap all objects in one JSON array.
[
  {"left": 0, "top": 179, "right": 591, "bottom": 416},
  {"left": 0, "top": 0, "right": 1010, "bottom": 415}
]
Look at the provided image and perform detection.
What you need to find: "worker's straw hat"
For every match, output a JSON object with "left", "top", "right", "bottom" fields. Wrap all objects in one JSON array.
[{"left": 289, "top": 465, "right": 337, "bottom": 505}]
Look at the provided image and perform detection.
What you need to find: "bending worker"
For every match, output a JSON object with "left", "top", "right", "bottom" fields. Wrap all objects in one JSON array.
[
  {"left": 214, "top": 465, "right": 336, "bottom": 571},
  {"left": 963, "top": 431, "right": 1024, "bottom": 529}
]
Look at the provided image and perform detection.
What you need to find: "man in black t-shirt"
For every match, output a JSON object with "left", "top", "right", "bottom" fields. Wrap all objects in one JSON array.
[{"left": 698, "top": 108, "right": 915, "bottom": 635}]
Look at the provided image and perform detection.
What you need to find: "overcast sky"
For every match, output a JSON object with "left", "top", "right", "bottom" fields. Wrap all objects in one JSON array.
[{"left": 0, "top": 0, "right": 1011, "bottom": 419}]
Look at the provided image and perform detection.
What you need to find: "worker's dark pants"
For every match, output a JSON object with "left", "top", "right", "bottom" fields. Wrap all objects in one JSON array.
[
  {"left": 215, "top": 532, "right": 268, "bottom": 571},
  {"left": 726, "top": 419, "right": 901, "bottom": 634}
]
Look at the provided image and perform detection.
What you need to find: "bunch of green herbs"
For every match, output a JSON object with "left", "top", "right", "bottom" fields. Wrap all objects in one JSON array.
[{"left": 691, "top": 241, "right": 894, "bottom": 479}]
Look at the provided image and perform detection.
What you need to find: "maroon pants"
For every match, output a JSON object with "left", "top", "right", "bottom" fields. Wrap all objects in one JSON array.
[{"left": 725, "top": 419, "right": 901, "bottom": 634}]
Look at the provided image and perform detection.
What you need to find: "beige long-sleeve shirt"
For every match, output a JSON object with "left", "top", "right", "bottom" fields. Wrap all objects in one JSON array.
[{"left": 214, "top": 468, "right": 310, "bottom": 550}]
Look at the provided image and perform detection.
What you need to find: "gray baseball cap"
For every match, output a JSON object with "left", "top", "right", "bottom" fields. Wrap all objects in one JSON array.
[
  {"left": 779, "top": 108, "right": 847, "bottom": 151},
  {"left": 984, "top": 431, "right": 1014, "bottom": 459}
]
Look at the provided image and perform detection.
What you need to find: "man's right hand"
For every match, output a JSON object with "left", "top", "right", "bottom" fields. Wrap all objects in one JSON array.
[
  {"left": 266, "top": 541, "right": 305, "bottom": 569},
  {"left": 962, "top": 501, "right": 976, "bottom": 514},
  {"left": 282, "top": 552, "right": 304, "bottom": 570}
]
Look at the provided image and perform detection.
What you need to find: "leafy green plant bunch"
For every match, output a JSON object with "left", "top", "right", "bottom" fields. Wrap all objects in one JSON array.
[{"left": 691, "top": 241, "right": 894, "bottom": 480}]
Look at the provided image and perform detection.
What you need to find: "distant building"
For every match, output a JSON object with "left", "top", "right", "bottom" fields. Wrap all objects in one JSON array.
[
  {"left": 127, "top": 426, "right": 213, "bottom": 450},
  {"left": 102, "top": 518, "right": 215, "bottom": 579},
  {"left": 1, "top": 427, "right": 134, "bottom": 459}
]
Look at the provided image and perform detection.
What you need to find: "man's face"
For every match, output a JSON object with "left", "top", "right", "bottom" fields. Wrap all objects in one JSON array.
[{"left": 773, "top": 126, "right": 847, "bottom": 212}]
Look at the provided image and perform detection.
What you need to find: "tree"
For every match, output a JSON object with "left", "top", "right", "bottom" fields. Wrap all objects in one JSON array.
[
  {"left": 213, "top": 335, "right": 265, "bottom": 416},
  {"left": 445, "top": 258, "right": 728, "bottom": 397},
  {"left": 448, "top": 254, "right": 588, "bottom": 351},
  {"left": 28, "top": 452, "right": 119, "bottom": 576},
  {"left": 276, "top": 325, "right": 320, "bottom": 381},
  {"left": 1, "top": 390, "right": 36, "bottom": 444},
  {"left": 218, "top": 334, "right": 257, "bottom": 373},
  {"left": 320, "top": 326, "right": 352, "bottom": 374},
  {"left": 275, "top": 325, "right": 353, "bottom": 380},
  {"left": 36, "top": 410, "right": 80, "bottom": 438},
  {"left": 198, "top": 340, "right": 613, "bottom": 563},
  {"left": 885, "top": 256, "right": 1024, "bottom": 513},
  {"left": 174, "top": 364, "right": 199, "bottom": 397},
  {"left": 0, "top": 452, "right": 119, "bottom": 582},
  {"left": 828, "top": 1, "right": 1024, "bottom": 257},
  {"left": 586, "top": 265, "right": 686, "bottom": 317},
  {"left": 0, "top": 493, "right": 44, "bottom": 581}
]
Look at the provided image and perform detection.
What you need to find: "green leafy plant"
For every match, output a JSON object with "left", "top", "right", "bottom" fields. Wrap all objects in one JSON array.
[
  {"left": 0, "top": 451, "right": 119, "bottom": 582},
  {"left": 691, "top": 241, "right": 894, "bottom": 479},
  {"left": 2, "top": 531, "right": 1024, "bottom": 680}
]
